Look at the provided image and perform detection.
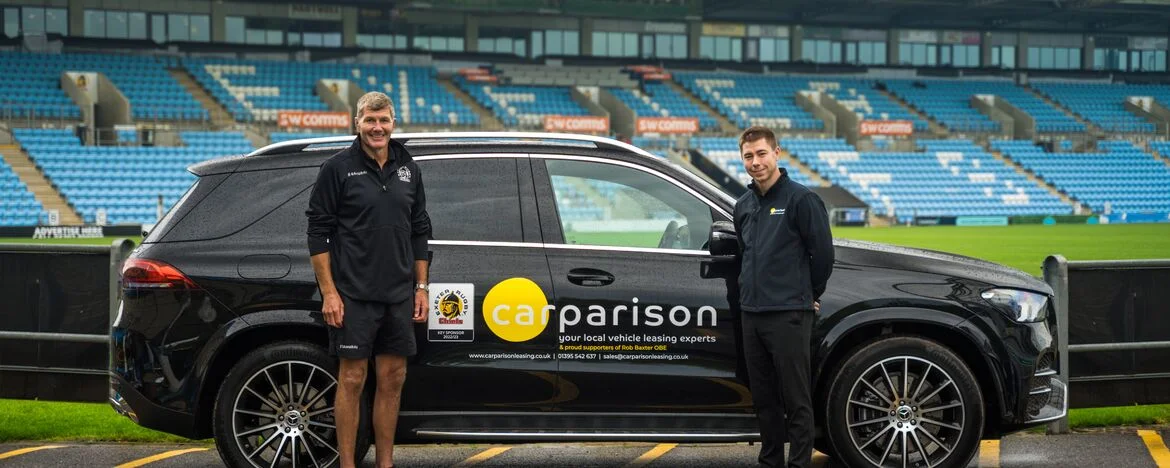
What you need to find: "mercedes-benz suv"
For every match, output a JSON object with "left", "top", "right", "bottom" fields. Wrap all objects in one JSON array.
[{"left": 109, "top": 132, "right": 1066, "bottom": 468}]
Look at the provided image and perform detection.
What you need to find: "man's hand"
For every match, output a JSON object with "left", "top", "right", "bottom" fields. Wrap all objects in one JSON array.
[
  {"left": 814, "top": 301, "right": 821, "bottom": 313},
  {"left": 413, "top": 290, "right": 428, "bottom": 323},
  {"left": 322, "top": 292, "right": 344, "bottom": 328}
]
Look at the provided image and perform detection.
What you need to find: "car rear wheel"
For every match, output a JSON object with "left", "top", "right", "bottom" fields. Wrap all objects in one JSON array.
[
  {"left": 213, "top": 341, "right": 371, "bottom": 468},
  {"left": 826, "top": 335, "right": 983, "bottom": 468}
]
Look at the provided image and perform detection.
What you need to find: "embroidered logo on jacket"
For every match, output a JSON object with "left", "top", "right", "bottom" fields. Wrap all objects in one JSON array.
[
  {"left": 346, "top": 171, "right": 365, "bottom": 178},
  {"left": 770, "top": 207, "right": 786, "bottom": 216},
  {"left": 397, "top": 166, "right": 411, "bottom": 182}
]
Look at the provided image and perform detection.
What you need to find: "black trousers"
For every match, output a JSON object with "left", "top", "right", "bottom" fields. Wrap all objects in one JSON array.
[{"left": 742, "top": 310, "right": 814, "bottom": 468}]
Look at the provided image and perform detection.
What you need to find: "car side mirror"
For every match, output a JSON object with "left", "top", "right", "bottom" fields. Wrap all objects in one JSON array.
[{"left": 700, "top": 221, "right": 738, "bottom": 279}]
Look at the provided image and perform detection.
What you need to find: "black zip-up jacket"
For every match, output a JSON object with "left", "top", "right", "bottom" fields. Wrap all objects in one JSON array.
[
  {"left": 734, "top": 168, "right": 834, "bottom": 312},
  {"left": 306, "top": 137, "right": 431, "bottom": 304}
]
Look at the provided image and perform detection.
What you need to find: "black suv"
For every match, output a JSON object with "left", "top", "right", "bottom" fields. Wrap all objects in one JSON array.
[{"left": 109, "top": 133, "right": 1066, "bottom": 468}]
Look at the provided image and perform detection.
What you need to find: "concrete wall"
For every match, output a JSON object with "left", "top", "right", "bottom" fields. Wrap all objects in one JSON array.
[
  {"left": 801, "top": 91, "right": 847, "bottom": 142},
  {"left": 600, "top": 88, "right": 636, "bottom": 138},
  {"left": 970, "top": 95, "right": 1019, "bottom": 139}
]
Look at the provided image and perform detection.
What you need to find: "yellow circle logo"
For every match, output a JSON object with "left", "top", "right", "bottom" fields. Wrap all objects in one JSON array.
[{"left": 483, "top": 277, "right": 549, "bottom": 342}]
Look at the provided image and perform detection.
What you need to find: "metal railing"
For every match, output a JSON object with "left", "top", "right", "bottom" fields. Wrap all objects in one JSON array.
[
  {"left": 1044, "top": 255, "right": 1170, "bottom": 434},
  {"left": 0, "top": 239, "right": 135, "bottom": 376}
]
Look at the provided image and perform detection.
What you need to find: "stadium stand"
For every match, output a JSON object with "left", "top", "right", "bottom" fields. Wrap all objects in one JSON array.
[
  {"left": 0, "top": 160, "right": 45, "bottom": 227},
  {"left": 884, "top": 80, "right": 1083, "bottom": 133},
  {"left": 0, "top": 52, "right": 207, "bottom": 121},
  {"left": 455, "top": 77, "right": 592, "bottom": 128},
  {"left": 674, "top": 72, "right": 824, "bottom": 130},
  {"left": 993, "top": 139, "right": 1170, "bottom": 213},
  {"left": 1029, "top": 81, "right": 1169, "bottom": 133},
  {"left": 806, "top": 79, "right": 930, "bottom": 132},
  {"left": 610, "top": 83, "right": 721, "bottom": 131},
  {"left": 184, "top": 58, "right": 478, "bottom": 126},
  {"left": 781, "top": 138, "right": 1070, "bottom": 220},
  {"left": 269, "top": 131, "right": 351, "bottom": 144},
  {"left": 13, "top": 128, "right": 253, "bottom": 225},
  {"left": 691, "top": 137, "right": 819, "bottom": 188}
]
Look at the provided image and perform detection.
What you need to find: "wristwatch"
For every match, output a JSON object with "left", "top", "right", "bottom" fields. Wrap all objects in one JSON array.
[{"left": 416, "top": 283, "right": 429, "bottom": 292}]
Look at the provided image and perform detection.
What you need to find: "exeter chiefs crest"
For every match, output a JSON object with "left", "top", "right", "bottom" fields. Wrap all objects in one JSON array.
[
  {"left": 397, "top": 166, "right": 411, "bottom": 182},
  {"left": 427, "top": 284, "right": 473, "bottom": 342}
]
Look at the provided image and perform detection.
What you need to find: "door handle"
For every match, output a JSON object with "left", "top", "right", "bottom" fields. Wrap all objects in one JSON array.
[{"left": 567, "top": 268, "right": 614, "bottom": 287}]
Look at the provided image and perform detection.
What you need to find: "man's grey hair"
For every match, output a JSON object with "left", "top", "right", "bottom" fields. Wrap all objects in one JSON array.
[{"left": 355, "top": 91, "right": 395, "bottom": 120}]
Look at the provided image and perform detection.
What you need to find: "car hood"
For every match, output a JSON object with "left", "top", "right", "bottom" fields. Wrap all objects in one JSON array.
[{"left": 834, "top": 239, "right": 1053, "bottom": 295}]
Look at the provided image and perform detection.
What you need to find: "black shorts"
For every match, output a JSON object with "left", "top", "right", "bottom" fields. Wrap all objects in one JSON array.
[{"left": 329, "top": 295, "right": 417, "bottom": 359}]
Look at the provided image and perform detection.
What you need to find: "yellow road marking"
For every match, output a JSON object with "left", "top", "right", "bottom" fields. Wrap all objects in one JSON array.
[
  {"left": 115, "top": 447, "right": 209, "bottom": 468},
  {"left": 454, "top": 446, "right": 512, "bottom": 467},
  {"left": 0, "top": 445, "right": 66, "bottom": 461},
  {"left": 978, "top": 439, "right": 1000, "bottom": 468},
  {"left": 1139, "top": 429, "right": 1170, "bottom": 467},
  {"left": 626, "top": 443, "right": 677, "bottom": 467}
]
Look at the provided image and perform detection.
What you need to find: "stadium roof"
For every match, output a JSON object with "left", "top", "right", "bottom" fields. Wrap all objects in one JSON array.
[{"left": 702, "top": 0, "right": 1170, "bottom": 34}]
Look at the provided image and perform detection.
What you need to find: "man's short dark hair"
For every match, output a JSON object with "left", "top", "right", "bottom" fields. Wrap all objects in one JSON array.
[{"left": 739, "top": 126, "right": 778, "bottom": 152}]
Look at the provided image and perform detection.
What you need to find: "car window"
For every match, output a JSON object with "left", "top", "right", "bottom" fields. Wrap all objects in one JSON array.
[
  {"left": 545, "top": 159, "right": 713, "bottom": 250},
  {"left": 418, "top": 158, "right": 523, "bottom": 242}
]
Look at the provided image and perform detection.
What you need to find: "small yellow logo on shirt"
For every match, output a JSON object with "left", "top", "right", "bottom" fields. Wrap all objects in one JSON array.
[{"left": 770, "top": 207, "right": 786, "bottom": 216}]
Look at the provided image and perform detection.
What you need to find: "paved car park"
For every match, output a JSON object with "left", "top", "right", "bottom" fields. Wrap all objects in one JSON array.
[{"left": 2, "top": 428, "right": 1169, "bottom": 467}]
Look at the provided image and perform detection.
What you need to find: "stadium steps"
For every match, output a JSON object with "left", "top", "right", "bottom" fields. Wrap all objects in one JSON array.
[
  {"left": 168, "top": 68, "right": 235, "bottom": 128},
  {"left": 1148, "top": 142, "right": 1170, "bottom": 169},
  {"left": 988, "top": 148, "right": 1080, "bottom": 213},
  {"left": 439, "top": 78, "right": 504, "bottom": 131},
  {"left": 665, "top": 80, "right": 739, "bottom": 133},
  {"left": 778, "top": 148, "right": 831, "bottom": 188},
  {"left": 875, "top": 88, "right": 949, "bottom": 136},
  {"left": 1024, "top": 85, "right": 1103, "bottom": 136},
  {"left": 0, "top": 144, "right": 83, "bottom": 224}
]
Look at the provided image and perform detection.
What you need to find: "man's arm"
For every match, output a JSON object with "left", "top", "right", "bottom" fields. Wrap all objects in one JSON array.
[
  {"left": 411, "top": 164, "right": 433, "bottom": 322},
  {"left": 306, "top": 161, "right": 343, "bottom": 326},
  {"left": 796, "top": 192, "right": 835, "bottom": 301}
]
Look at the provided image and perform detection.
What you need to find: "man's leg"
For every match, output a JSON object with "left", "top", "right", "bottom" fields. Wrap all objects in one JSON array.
[
  {"left": 334, "top": 357, "right": 368, "bottom": 468},
  {"left": 742, "top": 311, "right": 786, "bottom": 467},
  {"left": 768, "top": 311, "right": 814, "bottom": 468},
  {"left": 372, "top": 355, "right": 407, "bottom": 468}
]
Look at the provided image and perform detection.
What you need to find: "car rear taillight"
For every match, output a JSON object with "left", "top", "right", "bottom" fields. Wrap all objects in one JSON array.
[{"left": 121, "top": 258, "right": 197, "bottom": 289}]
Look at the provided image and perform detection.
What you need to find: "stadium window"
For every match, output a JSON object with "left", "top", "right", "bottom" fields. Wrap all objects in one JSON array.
[
  {"left": 700, "top": 36, "right": 714, "bottom": 59},
  {"left": 129, "top": 12, "right": 146, "bottom": 40},
  {"left": 266, "top": 30, "right": 281, "bottom": 46},
  {"left": 4, "top": 8, "right": 17, "bottom": 38},
  {"left": 226, "top": 17, "right": 245, "bottom": 43},
  {"left": 190, "top": 15, "right": 209, "bottom": 42},
  {"left": 548, "top": 30, "right": 565, "bottom": 56},
  {"left": 850, "top": 41, "right": 881, "bottom": 65},
  {"left": 1053, "top": 48, "right": 1068, "bottom": 69},
  {"left": 715, "top": 36, "right": 731, "bottom": 60},
  {"left": 21, "top": 7, "right": 43, "bottom": 34},
  {"left": 624, "top": 32, "right": 638, "bottom": 57},
  {"left": 532, "top": 31, "right": 544, "bottom": 57},
  {"left": 84, "top": 10, "right": 105, "bottom": 38},
  {"left": 592, "top": 31, "right": 606, "bottom": 55},
  {"left": 760, "top": 38, "right": 775, "bottom": 61},
  {"left": 991, "top": 45, "right": 1015, "bottom": 68},
  {"left": 288, "top": 33, "right": 301, "bottom": 45},
  {"left": 107, "top": 11, "right": 127, "bottom": 38},
  {"left": 46, "top": 8, "right": 65, "bottom": 35},
  {"left": 940, "top": 46, "right": 950, "bottom": 66},
  {"left": 304, "top": 32, "right": 323, "bottom": 47},
  {"left": 151, "top": 14, "right": 165, "bottom": 43},
  {"left": 168, "top": 14, "right": 189, "bottom": 42},
  {"left": 673, "top": 35, "right": 687, "bottom": 59}
]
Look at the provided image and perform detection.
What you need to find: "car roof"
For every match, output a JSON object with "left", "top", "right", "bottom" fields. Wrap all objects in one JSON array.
[{"left": 248, "top": 132, "right": 663, "bottom": 162}]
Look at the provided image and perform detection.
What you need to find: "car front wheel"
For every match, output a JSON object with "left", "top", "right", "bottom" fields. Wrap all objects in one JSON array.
[
  {"left": 213, "top": 341, "right": 371, "bottom": 468},
  {"left": 826, "top": 335, "right": 984, "bottom": 468}
]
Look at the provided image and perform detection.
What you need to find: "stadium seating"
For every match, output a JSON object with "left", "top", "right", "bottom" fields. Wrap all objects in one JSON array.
[
  {"left": 608, "top": 83, "right": 720, "bottom": 131},
  {"left": 14, "top": 128, "right": 253, "bottom": 225},
  {"left": 184, "top": 58, "right": 478, "bottom": 126},
  {"left": 781, "top": 138, "right": 1069, "bottom": 221},
  {"left": 691, "top": 137, "right": 819, "bottom": 188},
  {"left": 455, "top": 78, "right": 592, "bottom": 128},
  {"left": 993, "top": 139, "right": 1170, "bottom": 213},
  {"left": 0, "top": 159, "right": 46, "bottom": 226},
  {"left": 1029, "top": 82, "right": 1168, "bottom": 133},
  {"left": 884, "top": 80, "right": 1083, "bottom": 133},
  {"left": 806, "top": 79, "right": 930, "bottom": 132},
  {"left": 0, "top": 52, "right": 206, "bottom": 121},
  {"left": 674, "top": 72, "right": 824, "bottom": 130}
]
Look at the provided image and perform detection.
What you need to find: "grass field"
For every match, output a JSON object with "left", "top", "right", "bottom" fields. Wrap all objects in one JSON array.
[{"left": 573, "top": 223, "right": 1170, "bottom": 276}]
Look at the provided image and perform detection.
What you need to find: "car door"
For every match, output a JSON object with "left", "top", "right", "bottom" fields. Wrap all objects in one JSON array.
[
  {"left": 532, "top": 154, "right": 749, "bottom": 414},
  {"left": 402, "top": 154, "right": 561, "bottom": 412}
]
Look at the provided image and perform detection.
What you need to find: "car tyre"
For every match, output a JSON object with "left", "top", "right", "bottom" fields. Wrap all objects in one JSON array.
[
  {"left": 826, "top": 335, "right": 983, "bottom": 468},
  {"left": 213, "top": 341, "right": 372, "bottom": 468}
]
